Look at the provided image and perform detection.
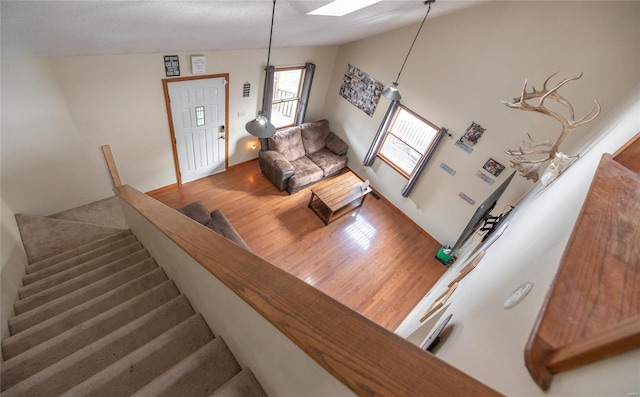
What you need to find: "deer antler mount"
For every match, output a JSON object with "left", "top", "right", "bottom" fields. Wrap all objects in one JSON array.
[{"left": 502, "top": 72, "right": 601, "bottom": 183}]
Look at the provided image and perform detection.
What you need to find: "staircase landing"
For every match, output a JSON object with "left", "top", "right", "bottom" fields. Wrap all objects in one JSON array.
[{"left": 15, "top": 196, "right": 128, "bottom": 263}]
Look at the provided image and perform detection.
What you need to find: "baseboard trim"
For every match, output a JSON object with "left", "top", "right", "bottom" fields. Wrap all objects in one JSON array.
[
  {"left": 228, "top": 157, "right": 259, "bottom": 171},
  {"left": 146, "top": 183, "right": 178, "bottom": 195}
]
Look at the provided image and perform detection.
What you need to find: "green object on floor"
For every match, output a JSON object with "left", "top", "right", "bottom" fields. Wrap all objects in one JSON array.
[{"left": 436, "top": 246, "right": 454, "bottom": 266}]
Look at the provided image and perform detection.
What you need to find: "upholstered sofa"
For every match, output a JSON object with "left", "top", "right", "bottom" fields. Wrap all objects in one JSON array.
[
  {"left": 258, "top": 119, "right": 349, "bottom": 193},
  {"left": 177, "top": 201, "right": 250, "bottom": 251}
]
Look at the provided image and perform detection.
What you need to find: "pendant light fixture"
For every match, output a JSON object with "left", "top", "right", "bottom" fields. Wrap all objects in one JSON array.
[
  {"left": 246, "top": 0, "right": 277, "bottom": 138},
  {"left": 381, "top": 0, "right": 435, "bottom": 102}
]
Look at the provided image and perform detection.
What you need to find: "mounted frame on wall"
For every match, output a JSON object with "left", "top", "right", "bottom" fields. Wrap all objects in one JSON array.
[
  {"left": 243, "top": 82, "right": 250, "bottom": 98},
  {"left": 483, "top": 158, "right": 505, "bottom": 176},
  {"left": 191, "top": 55, "right": 206, "bottom": 75},
  {"left": 339, "top": 64, "right": 384, "bottom": 117},
  {"left": 460, "top": 122, "right": 485, "bottom": 147},
  {"left": 164, "top": 55, "right": 180, "bottom": 77}
]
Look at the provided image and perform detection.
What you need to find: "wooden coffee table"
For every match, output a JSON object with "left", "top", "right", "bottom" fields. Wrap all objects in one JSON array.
[{"left": 308, "top": 171, "right": 372, "bottom": 226}]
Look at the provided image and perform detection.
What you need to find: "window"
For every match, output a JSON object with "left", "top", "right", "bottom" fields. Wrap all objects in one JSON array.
[
  {"left": 270, "top": 66, "right": 304, "bottom": 129},
  {"left": 377, "top": 105, "right": 440, "bottom": 178}
]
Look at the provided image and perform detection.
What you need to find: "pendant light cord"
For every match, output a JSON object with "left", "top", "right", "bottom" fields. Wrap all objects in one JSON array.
[
  {"left": 266, "top": 0, "right": 276, "bottom": 68},
  {"left": 394, "top": 0, "right": 432, "bottom": 84}
]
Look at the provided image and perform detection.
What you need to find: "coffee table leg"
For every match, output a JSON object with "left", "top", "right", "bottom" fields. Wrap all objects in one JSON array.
[
  {"left": 357, "top": 194, "right": 367, "bottom": 208},
  {"left": 326, "top": 211, "right": 333, "bottom": 225},
  {"left": 308, "top": 192, "right": 316, "bottom": 208}
]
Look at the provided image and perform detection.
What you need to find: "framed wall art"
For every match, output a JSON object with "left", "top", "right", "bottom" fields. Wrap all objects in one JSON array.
[
  {"left": 460, "top": 122, "right": 486, "bottom": 146},
  {"left": 164, "top": 55, "right": 180, "bottom": 77},
  {"left": 339, "top": 64, "right": 384, "bottom": 117},
  {"left": 483, "top": 158, "right": 505, "bottom": 177}
]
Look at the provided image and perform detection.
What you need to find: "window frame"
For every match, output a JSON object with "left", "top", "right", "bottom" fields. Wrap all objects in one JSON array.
[
  {"left": 376, "top": 104, "right": 441, "bottom": 179},
  {"left": 271, "top": 66, "right": 305, "bottom": 130}
]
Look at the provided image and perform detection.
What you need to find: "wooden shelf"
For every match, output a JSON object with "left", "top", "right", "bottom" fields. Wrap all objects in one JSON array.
[{"left": 525, "top": 153, "right": 640, "bottom": 390}]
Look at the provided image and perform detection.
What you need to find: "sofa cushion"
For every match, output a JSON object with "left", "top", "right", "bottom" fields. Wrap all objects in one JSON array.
[
  {"left": 325, "top": 131, "right": 349, "bottom": 156},
  {"left": 268, "top": 126, "right": 305, "bottom": 162},
  {"left": 177, "top": 201, "right": 211, "bottom": 225},
  {"left": 288, "top": 156, "right": 324, "bottom": 192},
  {"left": 307, "top": 148, "right": 349, "bottom": 177},
  {"left": 300, "top": 119, "right": 330, "bottom": 155}
]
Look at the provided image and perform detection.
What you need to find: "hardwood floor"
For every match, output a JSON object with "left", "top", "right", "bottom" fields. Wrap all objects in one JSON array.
[{"left": 148, "top": 160, "right": 446, "bottom": 331}]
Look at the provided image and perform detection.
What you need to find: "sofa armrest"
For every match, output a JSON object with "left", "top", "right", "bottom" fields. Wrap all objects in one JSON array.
[
  {"left": 208, "top": 210, "right": 251, "bottom": 251},
  {"left": 325, "top": 132, "right": 349, "bottom": 156},
  {"left": 259, "top": 150, "right": 295, "bottom": 191}
]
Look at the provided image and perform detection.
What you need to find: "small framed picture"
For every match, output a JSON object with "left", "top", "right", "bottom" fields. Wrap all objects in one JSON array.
[
  {"left": 483, "top": 158, "right": 505, "bottom": 177},
  {"left": 164, "top": 55, "right": 180, "bottom": 77},
  {"left": 460, "top": 122, "right": 485, "bottom": 146}
]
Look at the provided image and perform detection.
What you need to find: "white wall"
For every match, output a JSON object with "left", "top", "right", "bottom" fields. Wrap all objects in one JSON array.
[
  {"left": 0, "top": 198, "right": 28, "bottom": 346},
  {"left": 400, "top": 84, "right": 640, "bottom": 396},
  {"left": 322, "top": 1, "right": 640, "bottom": 245},
  {"left": 1, "top": 46, "right": 337, "bottom": 215}
]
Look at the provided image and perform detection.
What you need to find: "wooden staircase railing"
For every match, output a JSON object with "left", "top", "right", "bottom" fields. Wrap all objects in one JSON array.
[
  {"left": 114, "top": 184, "right": 499, "bottom": 396},
  {"left": 524, "top": 146, "right": 640, "bottom": 390}
]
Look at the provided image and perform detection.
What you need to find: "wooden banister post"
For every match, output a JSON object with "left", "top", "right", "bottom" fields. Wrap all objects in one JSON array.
[{"left": 101, "top": 145, "right": 123, "bottom": 187}]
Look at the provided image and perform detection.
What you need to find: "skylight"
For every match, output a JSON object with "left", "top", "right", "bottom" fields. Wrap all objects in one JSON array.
[{"left": 308, "top": 0, "right": 383, "bottom": 17}]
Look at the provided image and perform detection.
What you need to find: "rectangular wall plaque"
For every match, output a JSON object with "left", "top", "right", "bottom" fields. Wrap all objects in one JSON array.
[
  {"left": 458, "top": 192, "right": 476, "bottom": 206},
  {"left": 455, "top": 140, "right": 473, "bottom": 154},
  {"left": 476, "top": 170, "right": 495, "bottom": 185},
  {"left": 243, "top": 82, "right": 250, "bottom": 98},
  {"left": 440, "top": 163, "right": 456, "bottom": 176},
  {"left": 164, "top": 55, "right": 180, "bottom": 77},
  {"left": 191, "top": 55, "right": 206, "bottom": 75}
]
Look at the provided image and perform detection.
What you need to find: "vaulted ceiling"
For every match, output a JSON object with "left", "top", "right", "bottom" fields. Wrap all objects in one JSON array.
[{"left": 1, "top": 0, "right": 486, "bottom": 58}]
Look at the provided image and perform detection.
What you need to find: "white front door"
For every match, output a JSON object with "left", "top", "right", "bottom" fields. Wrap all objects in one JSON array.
[{"left": 167, "top": 77, "right": 227, "bottom": 184}]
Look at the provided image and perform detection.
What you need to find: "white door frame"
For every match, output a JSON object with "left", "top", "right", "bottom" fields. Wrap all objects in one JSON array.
[{"left": 162, "top": 74, "right": 229, "bottom": 185}]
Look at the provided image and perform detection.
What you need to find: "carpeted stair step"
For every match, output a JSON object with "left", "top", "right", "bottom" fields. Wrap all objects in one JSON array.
[
  {"left": 1, "top": 280, "right": 182, "bottom": 388},
  {"left": 132, "top": 337, "right": 241, "bottom": 397},
  {"left": 2, "top": 276, "right": 175, "bottom": 361},
  {"left": 18, "top": 245, "right": 147, "bottom": 300},
  {"left": 211, "top": 368, "right": 268, "bottom": 397},
  {"left": 2, "top": 277, "right": 179, "bottom": 362},
  {"left": 9, "top": 251, "right": 152, "bottom": 335},
  {"left": 25, "top": 233, "right": 137, "bottom": 277},
  {"left": 1, "top": 295, "right": 196, "bottom": 397},
  {"left": 21, "top": 239, "right": 143, "bottom": 288},
  {"left": 15, "top": 254, "right": 154, "bottom": 315},
  {"left": 61, "top": 313, "right": 214, "bottom": 397},
  {"left": 8, "top": 266, "right": 167, "bottom": 336},
  {"left": 26, "top": 230, "right": 132, "bottom": 273}
]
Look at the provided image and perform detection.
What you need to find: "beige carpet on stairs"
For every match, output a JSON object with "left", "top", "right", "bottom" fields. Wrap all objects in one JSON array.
[
  {"left": 2, "top": 200, "right": 267, "bottom": 396},
  {"left": 15, "top": 195, "right": 128, "bottom": 263},
  {"left": 47, "top": 196, "right": 127, "bottom": 229}
]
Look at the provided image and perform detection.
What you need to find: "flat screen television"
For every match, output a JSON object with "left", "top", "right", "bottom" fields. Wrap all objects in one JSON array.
[{"left": 449, "top": 171, "right": 516, "bottom": 253}]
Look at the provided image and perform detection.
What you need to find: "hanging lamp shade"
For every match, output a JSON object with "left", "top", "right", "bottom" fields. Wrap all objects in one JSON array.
[
  {"left": 382, "top": 82, "right": 402, "bottom": 101},
  {"left": 383, "top": 0, "right": 434, "bottom": 102},
  {"left": 246, "top": 0, "right": 277, "bottom": 138},
  {"left": 245, "top": 110, "right": 276, "bottom": 138}
]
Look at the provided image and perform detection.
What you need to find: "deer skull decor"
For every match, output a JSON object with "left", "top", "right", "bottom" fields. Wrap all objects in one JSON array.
[{"left": 501, "top": 72, "right": 601, "bottom": 184}]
